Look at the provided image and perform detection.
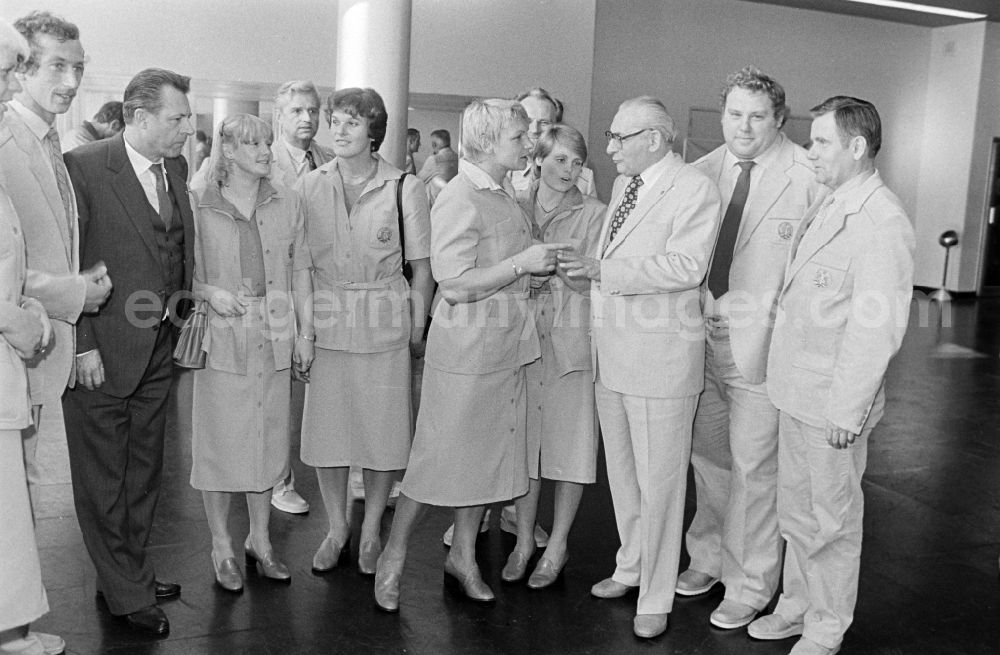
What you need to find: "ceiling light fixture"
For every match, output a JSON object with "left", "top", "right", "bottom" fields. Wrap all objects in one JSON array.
[{"left": 841, "top": 0, "right": 986, "bottom": 20}]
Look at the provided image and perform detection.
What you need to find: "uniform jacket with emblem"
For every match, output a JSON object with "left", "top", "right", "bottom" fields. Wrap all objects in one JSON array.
[
  {"left": 0, "top": 111, "right": 86, "bottom": 405},
  {"left": 694, "top": 133, "right": 821, "bottom": 384},
  {"left": 766, "top": 171, "right": 914, "bottom": 434},
  {"left": 591, "top": 152, "right": 722, "bottom": 399}
]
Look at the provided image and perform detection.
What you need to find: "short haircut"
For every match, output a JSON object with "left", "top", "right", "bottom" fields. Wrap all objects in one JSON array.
[
  {"left": 93, "top": 100, "right": 123, "bottom": 125},
  {"left": 531, "top": 124, "right": 588, "bottom": 176},
  {"left": 553, "top": 97, "right": 565, "bottom": 123},
  {"left": 720, "top": 65, "right": 789, "bottom": 128},
  {"left": 516, "top": 87, "right": 558, "bottom": 117},
  {"left": 208, "top": 113, "right": 273, "bottom": 186},
  {"left": 274, "top": 80, "right": 320, "bottom": 111},
  {"left": 123, "top": 68, "right": 191, "bottom": 123},
  {"left": 431, "top": 129, "right": 451, "bottom": 147},
  {"left": 326, "top": 87, "right": 389, "bottom": 152},
  {"left": 461, "top": 98, "right": 528, "bottom": 163},
  {"left": 13, "top": 11, "right": 79, "bottom": 74},
  {"left": 0, "top": 18, "right": 30, "bottom": 67},
  {"left": 618, "top": 96, "right": 676, "bottom": 145},
  {"left": 810, "top": 95, "right": 882, "bottom": 158},
  {"left": 407, "top": 127, "right": 420, "bottom": 145}
]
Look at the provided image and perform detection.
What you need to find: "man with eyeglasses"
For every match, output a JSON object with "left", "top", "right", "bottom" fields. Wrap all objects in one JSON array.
[
  {"left": 559, "top": 96, "right": 721, "bottom": 639},
  {"left": 677, "top": 66, "right": 821, "bottom": 632}
]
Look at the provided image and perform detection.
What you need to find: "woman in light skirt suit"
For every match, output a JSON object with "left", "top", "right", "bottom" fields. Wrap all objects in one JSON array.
[
  {"left": 296, "top": 88, "right": 434, "bottom": 576},
  {"left": 190, "top": 114, "right": 314, "bottom": 591},
  {"left": 503, "top": 125, "right": 606, "bottom": 588},
  {"left": 372, "top": 99, "right": 573, "bottom": 612}
]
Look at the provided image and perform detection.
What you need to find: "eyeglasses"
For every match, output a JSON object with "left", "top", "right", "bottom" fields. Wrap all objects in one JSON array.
[{"left": 605, "top": 128, "right": 649, "bottom": 146}]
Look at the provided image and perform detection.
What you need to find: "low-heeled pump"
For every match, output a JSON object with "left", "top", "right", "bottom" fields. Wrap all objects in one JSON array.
[
  {"left": 501, "top": 550, "right": 531, "bottom": 583},
  {"left": 443, "top": 558, "right": 494, "bottom": 602},
  {"left": 244, "top": 539, "right": 291, "bottom": 582},
  {"left": 312, "top": 534, "right": 349, "bottom": 573},
  {"left": 527, "top": 554, "right": 568, "bottom": 589},
  {"left": 358, "top": 539, "right": 382, "bottom": 576},
  {"left": 374, "top": 555, "right": 404, "bottom": 613},
  {"left": 212, "top": 552, "right": 244, "bottom": 593}
]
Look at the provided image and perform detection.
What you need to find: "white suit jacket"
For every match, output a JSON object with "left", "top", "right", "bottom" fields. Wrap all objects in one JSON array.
[
  {"left": 591, "top": 152, "right": 722, "bottom": 399},
  {"left": 0, "top": 109, "right": 85, "bottom": 405},
  {"left": 694, "top": 133, "right": 821, "bottom": 383},
  {"left": 767, "top": 171, "right": 914, "bottom": 433}
]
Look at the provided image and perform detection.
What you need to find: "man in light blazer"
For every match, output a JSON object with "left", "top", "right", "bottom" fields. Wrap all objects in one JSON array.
[
  {"left": 747, "top": 97, "right": 913, "bottom": 655},
  {"left": 62, "top": 68, "right": 195, "bottom": 637},
  {"left": 559, "top": 96, "right": 721, "bottom": 639},
  {"left": 678, "top": 67, "right": 821, "bottom": 630},
  {"left": 0, "top": 11, "right": 111, "bottom": 512}
]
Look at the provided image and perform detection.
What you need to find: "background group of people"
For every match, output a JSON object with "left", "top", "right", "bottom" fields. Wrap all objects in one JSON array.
[{"left": 0, "top": 9, "right": 915, "bottom": 655}]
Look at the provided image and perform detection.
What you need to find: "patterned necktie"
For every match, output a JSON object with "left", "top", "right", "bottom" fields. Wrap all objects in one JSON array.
[
  {"left": 707, "top": 160, "right": 755, "bottom": 298},
  {"left": 304, "top": 149, "right": 317, "bottom": 171},
  {"left": 44, "top": 128, "right": 74, "bottom": 232},
  {"left": 149, "top": 164, "right": 172, "bottom": 229},
  {"left": 606, "top": 175, "right": 643, "bottom": 248}
]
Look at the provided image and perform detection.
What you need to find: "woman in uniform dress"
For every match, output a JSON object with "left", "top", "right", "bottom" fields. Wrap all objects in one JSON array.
[
  {"left": 297, "top": 87, "right": 434, "bottom": 576},
  {"left": 503, "top": 125, "right": 606, "bottom": 588},
  {"left": 372, "top": 98, "right": 572, "bottom": 612},
  {"left": 0, "top": 25, "right": 56, "bottom": 649},
  {"left": 190, "top": 114, "right": 314, "bottom": 591}
]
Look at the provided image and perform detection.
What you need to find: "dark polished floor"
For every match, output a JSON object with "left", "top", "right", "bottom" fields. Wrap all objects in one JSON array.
[{"left": 26, "top": 297, "right": 1000, "bottom": 654}]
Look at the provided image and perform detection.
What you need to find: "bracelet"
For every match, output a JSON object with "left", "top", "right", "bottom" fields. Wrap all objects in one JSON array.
[
  {"left": 510, "top": 257, "right": 522, "bottom": 279},
  {"left": 297, "top": 333, "right": 315, "bottom": 342}
]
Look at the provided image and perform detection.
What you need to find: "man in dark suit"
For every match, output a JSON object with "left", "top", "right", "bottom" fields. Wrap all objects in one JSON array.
[{"left": 62, "top": 67, "right": 195, "bottom": 637}]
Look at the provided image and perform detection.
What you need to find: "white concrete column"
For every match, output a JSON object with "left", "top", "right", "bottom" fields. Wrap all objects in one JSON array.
[
  {"left": 337, "top": 0, "right": 412, "bottom": 169},
  {"left": 211, "top": 98, "right": 260, "bottom": 134}
]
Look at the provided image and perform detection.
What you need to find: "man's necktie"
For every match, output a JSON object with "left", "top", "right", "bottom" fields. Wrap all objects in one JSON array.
[
  {"left": 149, "top": 164, "right": 172, "bottom": 229},
  {"left": 606, "top": 175, "right": 643, "bottom": 249},
  {"left": 45, "top": 128, "right": 74, "bottom": 232},
  {"left": 304, "top": 150, "right": 317, "bottom": 171},
  {"left": 707, "top": 160, "right": 755, "bottom": 298}
]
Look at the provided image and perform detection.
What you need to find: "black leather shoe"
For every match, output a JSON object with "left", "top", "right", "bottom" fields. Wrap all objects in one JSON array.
[
  {"left": 154, "top": 580, "right": 181, "bottom": 599},
  {"left": 123, "top": 605, "right": 169, "bottom": 636}
]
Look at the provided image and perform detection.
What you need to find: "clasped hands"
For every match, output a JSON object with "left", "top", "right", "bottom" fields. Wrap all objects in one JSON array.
[
  {"left": 82, "top": 261, "right": 113, "bottom": 313},
  {"left": 6, "top": 298, "right": 52, "bottom": 360}
]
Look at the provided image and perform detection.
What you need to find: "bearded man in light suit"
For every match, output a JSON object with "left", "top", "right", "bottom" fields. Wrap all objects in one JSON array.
[
  {"left": 677, "top": 66, "right": 821, "bottom": 631},
  {"left": 0, "top": 11, "right": 111, "bottom": 513},
  {"left": 559, "top": 96, "right": 721, "bottom": 639},
  {"left": 747, "top": 96, "right": 914, "bottom": 655}
]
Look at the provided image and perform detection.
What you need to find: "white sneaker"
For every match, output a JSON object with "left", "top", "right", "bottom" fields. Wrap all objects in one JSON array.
[
  {"left": 442, "top": 508, "right": 491, "bottom": 547},
  {"left": 271, "top": 480, "right": 309, "bottom": 514},
  {"left": 31, "top": 633, "right": 64, "bottom": 655},
  {"left": 499, "top": 504, "right": 549, "bottom": 547}
]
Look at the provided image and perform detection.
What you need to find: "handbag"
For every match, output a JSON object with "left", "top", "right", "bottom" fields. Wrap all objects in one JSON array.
[{"left": 172, "top": 300, "right": 208, "bottom": 369}]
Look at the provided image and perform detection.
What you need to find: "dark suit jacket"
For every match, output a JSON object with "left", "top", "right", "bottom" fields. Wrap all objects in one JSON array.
[{"left": 64, "top": 133, "right": 194, "bottom": 398}]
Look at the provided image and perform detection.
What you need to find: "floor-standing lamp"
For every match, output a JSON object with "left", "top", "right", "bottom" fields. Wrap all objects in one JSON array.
[{"left": 930, "top": 230, "right": 958, "bottom": 303}]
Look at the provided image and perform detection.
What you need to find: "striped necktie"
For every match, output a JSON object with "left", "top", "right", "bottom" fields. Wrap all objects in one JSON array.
[{"left": 44, "top": 128, "right": 74, "bottom": 232}]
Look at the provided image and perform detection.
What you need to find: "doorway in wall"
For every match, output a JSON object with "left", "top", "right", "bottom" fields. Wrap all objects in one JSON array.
[{"left": 978, "top": 138, "right": 1000, "bottom": 295}]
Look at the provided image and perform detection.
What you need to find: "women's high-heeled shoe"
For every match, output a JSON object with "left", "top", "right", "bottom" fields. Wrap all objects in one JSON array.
[
  {"left": 501, "top": 550, "right": 531, "bottom": 583},
  {"left": 374, "top": 554, "right": 404, "bottom": 613},
  {"left": 527, "top": 553, "right": 568, "bottom": 589},
  {"left": 244, "top": 539, "right": 291, "bottom": 582},
  {"left": 312, "top": 534, "right": 349, "bottom": 573},
  {"left": 212, "top": 551, "right": 244, "bottom": 593},
  {"left": 357, "top": 539, "right": 382, "bottom": 576},
  {"left": 443, "top": 557, "right": 495, "bottom": 602}
]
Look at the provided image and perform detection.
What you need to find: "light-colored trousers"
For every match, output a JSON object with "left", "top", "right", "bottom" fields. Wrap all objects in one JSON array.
[
  {"left": 686, "top": 323, "right": 782, "bottom": 608},
  {"left": 595, "top": 377, "right": 696, "bottom": 615},
  {"left": 773, "top": 412, "right": 869, "bottom": 650}
]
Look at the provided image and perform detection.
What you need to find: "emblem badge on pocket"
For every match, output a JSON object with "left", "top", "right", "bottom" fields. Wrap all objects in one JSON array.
[
  {"left": 778, "top": 222, "right": 793, "bottom": 240},
  {"left": 813, "top": 269, "right": 831, "bottom": 288},
  {"left": 376, "top": 227, "right": 393, "bottom": 244}
]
